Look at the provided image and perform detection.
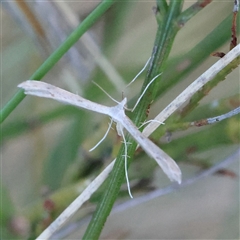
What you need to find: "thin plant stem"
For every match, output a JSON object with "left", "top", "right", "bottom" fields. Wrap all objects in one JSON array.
[
  {"left": 163, "top": 106, "right": 240, "bottom": 133},
  {"left": 155, "top": 13, "right": 240, "bottom": 102},
  {"left": 143, "top": 44, "right": 240, "bottom": 137},
  {"left": 178, "top": 0, "right": 212, "bottom": 26},
  {"left": 179, "top": 48, "right": 240, "bottom": 118},
  {"left": 193, "top": 106, "right": 240, "bottom": 126},
  {"left": 36, "top": 161, "right": 116, "bottom": 240},
  {"left": 82, "top": 1, "right": 184, "bottom": 239}
]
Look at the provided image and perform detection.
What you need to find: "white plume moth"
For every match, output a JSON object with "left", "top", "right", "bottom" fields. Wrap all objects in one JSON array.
[
  {"left": 18, "top": 80, "right": 181, "bottom": 184},
  {"left": 21, "top": 44, "right": 239, "bottom": 240}
]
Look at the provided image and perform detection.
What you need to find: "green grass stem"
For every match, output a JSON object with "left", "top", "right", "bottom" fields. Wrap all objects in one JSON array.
[
  {"left": 0, "top": 0, "right": 116, "bottom": 124},
  {"left": 82, "top": 1, "right": 184, "bottom": 239}
]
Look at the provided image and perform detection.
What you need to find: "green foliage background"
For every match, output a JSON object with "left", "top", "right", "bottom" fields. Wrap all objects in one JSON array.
[{"left": 1, "top": 1, "right": 239, "bottom": 239}]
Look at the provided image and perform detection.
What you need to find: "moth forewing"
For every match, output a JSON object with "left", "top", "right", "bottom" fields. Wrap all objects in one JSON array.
[
  {"left": 120, "top": 115, "right": 182, "bottom": 184},
  {"left": 18, "top": 81, "right": 112, "bottom": 115}
]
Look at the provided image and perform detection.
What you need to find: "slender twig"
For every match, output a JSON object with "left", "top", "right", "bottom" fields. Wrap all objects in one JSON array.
[
  {"left": 153, "top": 104, "right": 240, "bottom": 133},
  {"left": 213, "top": 0, "right": 239, "bottom": 56},
  {"left": 192, "top": 106, "right": 240, "bottom": 126},
  {"left": 231, "top": 0, "right": 239, "bottom": 49},
  {"left": 152, "top": 13, "right": 240, "bottom": 104},
  {"left": 143, "top": 44, "right": 240, "bottom": 137},
  {"left": 36, "top": 161, "right": 115, "bottom": 240},
  {"left": 179, "top": 57, "right": 240, "bottom": 119},
  {"left": 178, "top": 0, "right": 212, "bottom": 26}
]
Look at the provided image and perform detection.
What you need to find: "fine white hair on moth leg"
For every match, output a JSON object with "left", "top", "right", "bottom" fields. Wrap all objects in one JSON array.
[
  {"left": 117, "top": 123, "right": 133, "bottom": 199},
  {"left": 139, "top": 119, "right": 165, "bottom": 129},
  {"left": 89, "top": 118, "right": 114, "bottom": 152}
]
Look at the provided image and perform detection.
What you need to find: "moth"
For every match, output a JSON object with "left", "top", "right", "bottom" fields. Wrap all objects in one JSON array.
[{"left": 18, "top": 80, "right": 182, "bottom": 185}]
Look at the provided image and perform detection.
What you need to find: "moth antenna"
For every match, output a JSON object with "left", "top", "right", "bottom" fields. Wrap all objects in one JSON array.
[{"left": 92, "top": 81, "right": 120, "bottom": 104}]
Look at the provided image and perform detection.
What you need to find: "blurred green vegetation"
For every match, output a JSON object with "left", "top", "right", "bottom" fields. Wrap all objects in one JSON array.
[{"left": 1, "top": 1, "right": 239, "bottom": 239}]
